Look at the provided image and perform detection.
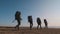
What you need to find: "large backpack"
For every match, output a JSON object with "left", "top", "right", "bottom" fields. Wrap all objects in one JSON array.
[
  {"left": 15, "top": 11, "right": 21, "bottom": 20},
  {"left": 28, "top": 16, "right": 32, "bottom": 22}
]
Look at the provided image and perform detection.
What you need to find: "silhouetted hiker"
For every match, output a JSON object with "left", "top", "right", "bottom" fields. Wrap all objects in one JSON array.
[
  {"left": 15, "top": 11, "right": 22, "bottom": 30},
  {"left": 28, "top": 16, "right": 33, "bottom": 30},
  {"left": 37, "top": 17, "right": 42, "bottom": 29},
  {"left": 44, "top": 19, "right": 48, "bottom": 28}
]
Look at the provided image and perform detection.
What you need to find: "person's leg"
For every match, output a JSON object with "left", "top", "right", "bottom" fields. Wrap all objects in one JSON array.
[
  {"left": 40, "top": 25, "right": 41, "bottom": 28},
  {"left": 30, "top": 23, "right": 31, "bottom": 30},
  {"left": 15, "top": 20, "right": 20, "bottom": 30},
  {"left": 17, "top": 20, "right": 20, "bottom": 30},
  {"left": 37, "top": 25, "right": 39, "bottom": 29},
  {"left": 30, "top": 21, "right": 33, "bottom": 30},
  {"left": 46, "top": 24, "right": 47, "bottom": 28},
  {"left": 31, "top": 23, "right": 33, "bottom": 28},
  {"left": 30, "top": 23, "right": 33, "bottom": 30}
]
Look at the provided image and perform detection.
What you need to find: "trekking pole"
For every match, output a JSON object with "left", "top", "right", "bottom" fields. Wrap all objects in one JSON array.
[{"left": 12, "top": 19, "right": 16, "bottom": 23}]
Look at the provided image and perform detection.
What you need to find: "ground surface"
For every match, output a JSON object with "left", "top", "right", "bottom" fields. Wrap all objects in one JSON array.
[{"left": 0, "top": 27, "right": 60, "bottom": 34}]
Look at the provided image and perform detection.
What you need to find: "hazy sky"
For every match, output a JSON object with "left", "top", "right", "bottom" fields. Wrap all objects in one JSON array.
[{"left": 0, "top": 0, "right": 60, "bottom": 27}]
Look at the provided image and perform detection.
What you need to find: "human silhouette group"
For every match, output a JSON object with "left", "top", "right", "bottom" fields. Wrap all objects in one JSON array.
[{"left": 14, "top": 11, "right": 48, "bottom": 30}]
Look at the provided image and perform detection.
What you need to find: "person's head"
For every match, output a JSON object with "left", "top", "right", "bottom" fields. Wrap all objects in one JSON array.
[
  {"left": 44, "top": 19, "right": 46, "bottom": 21},
  {"left": 16, "top": 11, "right": 21, "bottom": 15},
  {"left": 28, "top": 16, "right": 32, "bottom": 19},
  {"left": 37, "top": 17, "right": 40, "bottom": 19},
  {"left": 37, "top": 17, "right": 41, "bottom": 20}
]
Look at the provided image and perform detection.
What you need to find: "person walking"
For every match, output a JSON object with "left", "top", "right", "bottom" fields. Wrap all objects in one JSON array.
[
  {"left": 44, "top": 19, "right": 48, "bottom": 28},
  {"left": 15, "top": 11, "right": 22, "bottom": 30},
  {"left": 28, "top": 16, "right": 33, "bottom": 30},
  {"left": 37, "top": 17, "right": 42, "bottom": 29}
]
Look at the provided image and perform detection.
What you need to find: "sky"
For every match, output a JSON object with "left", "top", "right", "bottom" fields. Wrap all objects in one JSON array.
[{"left": 0, "top": 0, "right": 60, "bottom": 28}]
